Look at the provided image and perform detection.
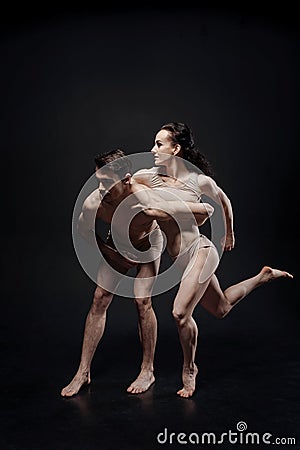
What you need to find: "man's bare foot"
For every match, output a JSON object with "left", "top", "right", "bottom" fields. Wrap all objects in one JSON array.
[
  {"left": 61, "top": 371, "right": 91, "bottom": 397},
  {"left": 260, "top": 266, "right": 293, "bottom": 283},
  {"left": 177, "top": 364, "right": 198, "bottom": 398},
  {"left": 126, "top": 369, "right": 155, "bottom": 394}
]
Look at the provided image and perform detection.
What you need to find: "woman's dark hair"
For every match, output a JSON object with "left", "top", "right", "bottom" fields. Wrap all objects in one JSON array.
[{"left": 160, "top": 122, "right": 214, "bottom": 177}]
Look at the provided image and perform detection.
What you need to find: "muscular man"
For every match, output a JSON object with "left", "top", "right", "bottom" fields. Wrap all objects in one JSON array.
[{"left": 61, "top": 149, "right": 213, "bottom": 397}]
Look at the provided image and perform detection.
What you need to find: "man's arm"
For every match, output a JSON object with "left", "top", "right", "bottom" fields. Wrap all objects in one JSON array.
[
  {"left": 78, "top": 190, "right": 137, "bottom": 268},
  {"left": 133, "top": 184, "right": 214, "bottom": 224},
  {"left": 170, "top": 200, "right": 214, "bottom": 226},
  {"left": 145, "top": 199, "right": 214, "bottom": 226},
  {"left": 78, "top": 190, "right": 123, "bottom": 251},
  {"left": 197, "top": 174, "right": 235, "bottom": 250},
  {"left": 77, "top": 190, "right": 101, "bottom": 245},
  {"left": 130, "top": 189, "right": 173, "bottom": 222},
  {"left": 132, "top": 173, "right": 214, "bottom": 224}
]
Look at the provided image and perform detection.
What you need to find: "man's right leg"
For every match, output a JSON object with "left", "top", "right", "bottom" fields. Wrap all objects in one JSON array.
[
  {"left": 61, "top": 259, "right": 127, "bottom": 397},
  {"left": 60, "top": 285, "right": 114, "bottom": 397}
]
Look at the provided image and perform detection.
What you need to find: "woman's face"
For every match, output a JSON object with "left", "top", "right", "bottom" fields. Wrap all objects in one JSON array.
[{"left": 151, "top": 129, "right": 176, "bottom": 166}]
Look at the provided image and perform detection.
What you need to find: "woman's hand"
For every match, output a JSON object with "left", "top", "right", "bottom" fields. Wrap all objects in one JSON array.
[{"left": 221, "top": 232, "right": 235, "bottom": 252}]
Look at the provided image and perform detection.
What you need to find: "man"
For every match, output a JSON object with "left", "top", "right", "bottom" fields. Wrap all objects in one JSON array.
[{"left": 61, "top": 149, "right": 213, "bottom": 397}]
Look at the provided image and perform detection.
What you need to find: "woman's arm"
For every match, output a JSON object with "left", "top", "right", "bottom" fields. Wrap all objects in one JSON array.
[{"left": 198, "top": 174, "right": 235, "bottom": 251}]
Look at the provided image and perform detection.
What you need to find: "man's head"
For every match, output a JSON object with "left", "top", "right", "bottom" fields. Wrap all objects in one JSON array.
[{"left": 94, "top": 149, "right": 132, "bottom": 201}]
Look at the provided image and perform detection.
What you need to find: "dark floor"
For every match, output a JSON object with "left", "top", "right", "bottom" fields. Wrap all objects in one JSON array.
[
  {"left": 3, "top": 236, "right": 300, "bottom": 449},
  {"left": 3, "top": 315, "right": 300, "bottom": 450}
]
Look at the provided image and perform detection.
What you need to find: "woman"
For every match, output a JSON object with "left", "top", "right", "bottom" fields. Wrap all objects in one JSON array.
[{"left": 133, "top": 122, "right": 293, "bottom": 398}]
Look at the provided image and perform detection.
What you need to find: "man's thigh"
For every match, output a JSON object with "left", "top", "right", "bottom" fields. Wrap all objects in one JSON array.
[
  {"left": 133, "top": 258, "right": 160, "bottom": 298},
  {"left": 96, "top": 258, "right": 129, "bottom": 292}
]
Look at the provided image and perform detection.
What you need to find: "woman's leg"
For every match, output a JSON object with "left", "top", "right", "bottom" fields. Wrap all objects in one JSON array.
[
  {"left": 199, "top": 266, "right": 293, "bottom": 319},
  {"left": 172, "top": 246, "right": 220, "bottom": 398}
]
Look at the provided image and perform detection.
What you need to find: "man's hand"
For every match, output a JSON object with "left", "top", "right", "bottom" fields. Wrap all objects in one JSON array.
[
  {"left": 96, "top": 236, "right": 138, "bottom": 269},
  {"left": 193, "top": 202, "right": 214, "bottom": 226}
]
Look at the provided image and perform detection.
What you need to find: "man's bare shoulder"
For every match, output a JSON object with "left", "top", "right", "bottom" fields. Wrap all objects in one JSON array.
[
  {"left": 128, "top": 178, "right": 153, "bottom": 200},
  {"left": 132, "top": 168, "right": 154, "bottom": 186},
  {"left": 133, "top": 168, "right": 154, "bottom": 177},
  {"left": 83, "top": 189, "right": 102, "bottom": 211}
]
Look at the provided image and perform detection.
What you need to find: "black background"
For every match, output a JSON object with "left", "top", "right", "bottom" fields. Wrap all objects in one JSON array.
[{"left": 2, "top": 4, "right": 300, "bottom": 450}]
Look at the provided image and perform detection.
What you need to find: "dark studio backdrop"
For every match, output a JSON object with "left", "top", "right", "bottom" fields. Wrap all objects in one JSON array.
[{"left": 2, "top": 4, "right": 300, "bottom": 450}]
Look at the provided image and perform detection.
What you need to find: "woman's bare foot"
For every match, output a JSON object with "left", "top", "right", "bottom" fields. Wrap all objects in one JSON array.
[
  {"left": 177, "top": 364, "right": 198, "bottom": 398},
  {"left": 260, "top": 266, "right": 293, "bottom": 283},
  {"left": 61, "top": 371, "right": 91, "bottom": 397},
  {"left": 127, "top": 369, "right": 155, "bottom": 394}
]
